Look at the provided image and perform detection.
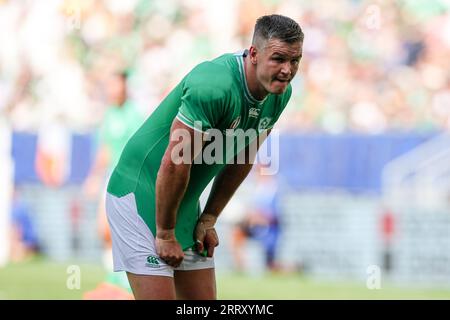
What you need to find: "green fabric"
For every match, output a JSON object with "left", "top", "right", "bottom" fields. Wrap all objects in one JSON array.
[
  {"left": 98, "top": 101, "right": 143, "bottom": 169},
  {"left": 107, "top": 51, "right": 292, "bottom": 250}
]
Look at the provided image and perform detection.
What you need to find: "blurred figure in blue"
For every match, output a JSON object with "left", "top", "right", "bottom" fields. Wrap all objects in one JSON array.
[
  {"left": 10, "top": 189, "right": 40, "bottom": 263},
  {"left": 231, "top": 167, "right": 281, "bottom": 272}
]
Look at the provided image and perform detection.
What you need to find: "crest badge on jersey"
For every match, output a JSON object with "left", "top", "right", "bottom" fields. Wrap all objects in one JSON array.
[{"left": 258, "top": 117, "right": 272, "bottom": 132}]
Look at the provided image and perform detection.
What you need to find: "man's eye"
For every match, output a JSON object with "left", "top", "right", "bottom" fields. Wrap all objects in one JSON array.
[{"left": 273, "top": 57, "right": 284, "bottom": 62}]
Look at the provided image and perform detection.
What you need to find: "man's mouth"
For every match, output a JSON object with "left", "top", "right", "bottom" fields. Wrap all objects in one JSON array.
[{"left": 274, "top": 78, "right": 289, "bottom": 83}]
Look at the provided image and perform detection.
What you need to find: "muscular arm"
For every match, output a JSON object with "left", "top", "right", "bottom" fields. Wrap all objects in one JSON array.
[
  {"left": 202, "top": 162, "right": 253, "bottom": 221},
  {"left": 155, "top": 118, "right": 205, "bottom": 266},
  {"left": 203, "top": 129, "right": 271, "bottom": 219}
]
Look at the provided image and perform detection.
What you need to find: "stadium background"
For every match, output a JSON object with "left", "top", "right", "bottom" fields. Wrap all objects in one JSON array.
[{"left": 1, "top": 0, "right": 450, "bottom": 299}]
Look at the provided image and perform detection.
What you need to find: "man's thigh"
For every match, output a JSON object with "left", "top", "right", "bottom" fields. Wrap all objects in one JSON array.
[
  {"left": 127, "top": 273, "right": 176, "bottom": 300},
  {"left": 174, "top": 268, "right": 216, "bottom": 300}
]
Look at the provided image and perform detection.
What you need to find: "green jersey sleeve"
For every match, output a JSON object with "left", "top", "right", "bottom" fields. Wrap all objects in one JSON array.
[{"left": 176, "top": 62, "right": 234, "bottom": 133}]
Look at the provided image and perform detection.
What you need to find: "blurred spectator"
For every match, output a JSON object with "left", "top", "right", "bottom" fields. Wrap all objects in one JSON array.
[
  {"left": 84, "top": 71, "right": 143, "bottom": 242},
  {"left": 1, "top": 0, "right": 449, "bottom": 133},
  {"left": 230, "top": 168, "right": 281, "bottom": 272},
  {"left": 381, "top": 208, "right": 395, "bottom": 273},
  {"left": 35, "top": 115, "right": 72, "bottom": 187},
  {"left": 82, "top": 71, "right": 142, "bottom": 299},
  {"left": 0, "top": 116, "right": 13, "bottom": 266},
  {"left": 9, "top": 189, "right": 40, "bottom": 263}
]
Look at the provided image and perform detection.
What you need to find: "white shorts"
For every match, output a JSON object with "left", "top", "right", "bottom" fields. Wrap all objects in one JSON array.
[{"left": 105, "top": 192, "right": 214, "bottom": 277}]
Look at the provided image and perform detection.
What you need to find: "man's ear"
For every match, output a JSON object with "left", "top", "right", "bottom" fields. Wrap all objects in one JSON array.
[{"left": 249, "top": 46, "right": 258, "bottom": 65}]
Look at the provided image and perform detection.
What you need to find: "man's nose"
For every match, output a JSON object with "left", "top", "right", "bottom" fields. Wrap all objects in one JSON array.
[{"left": 280, "top": 63, "right": 292, "bottom": 76}]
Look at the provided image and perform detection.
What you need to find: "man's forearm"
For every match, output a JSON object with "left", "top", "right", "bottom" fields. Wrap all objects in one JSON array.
[
  {"left": 202, "top": 130, "right": 270, "bottom": 220},
  {"left": 202, "top": 163, "right": 254, "bottom": 219},
  {"left": 155, "top": 159, "right": 191, "bottom": 239}
]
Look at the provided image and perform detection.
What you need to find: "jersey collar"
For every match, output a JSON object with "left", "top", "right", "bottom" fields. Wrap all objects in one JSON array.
[{"left": 234, "top": 50, "right": 268, "bottom": 106}]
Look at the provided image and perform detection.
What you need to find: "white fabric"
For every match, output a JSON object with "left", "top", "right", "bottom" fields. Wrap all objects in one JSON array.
[{"left": 106, "top": 192, "right": 214, "bottom": 277}]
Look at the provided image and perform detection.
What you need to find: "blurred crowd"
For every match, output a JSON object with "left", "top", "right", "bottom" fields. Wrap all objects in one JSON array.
[{"left": 0, "top": 0, "right": 449, "bottom": 134}]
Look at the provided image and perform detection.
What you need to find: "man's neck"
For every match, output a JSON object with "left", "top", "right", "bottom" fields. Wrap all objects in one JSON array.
[{"left": 243, "top": 55, "right": 268, "bottom": 101}]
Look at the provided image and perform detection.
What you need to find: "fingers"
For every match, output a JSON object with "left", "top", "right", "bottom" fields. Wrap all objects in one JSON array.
[
  {"left": 200, "top": 228, "right": 219, "bottom": 258},
  {"left": 206, "top": 230, "right": 219, "bottom": 257},
  {"left": 194, "top": 222, "right": 207, "bottom": 255},
  {"left": 195, "top": 219, "right": 220, "bottom": 257},
  {"left": 207, "top": 245, "right": 215, "bottom": 258},
  {"left": 161, "top": 248, "right": 184, "bottom": 267},
  {"left": 195, "top": 239, "right": 204, "bottom": 255},
  {"left": 163, "top": 254, "right": 184, "bottom": 268},
  {"left": 161, "top": 253, "right": 184, "bottom": 268},
  {"left": 155, "top": 238, "right": 185, "bottom": 268}
]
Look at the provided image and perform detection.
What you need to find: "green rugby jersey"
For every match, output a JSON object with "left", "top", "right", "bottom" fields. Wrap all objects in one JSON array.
[{"left": 107, "top": 50, "right": 292, "bottom": 250}]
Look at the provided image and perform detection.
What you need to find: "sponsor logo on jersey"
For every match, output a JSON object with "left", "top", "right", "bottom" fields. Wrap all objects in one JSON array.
[
  {"left": 249, "top": 108, "right": 260, "bottom": 118},
  {"left": 230, "top": 116, "right": 241, "bottom": 129},
  {"left": 146, "top": 255, "right": 161, "bottom": 268}
]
